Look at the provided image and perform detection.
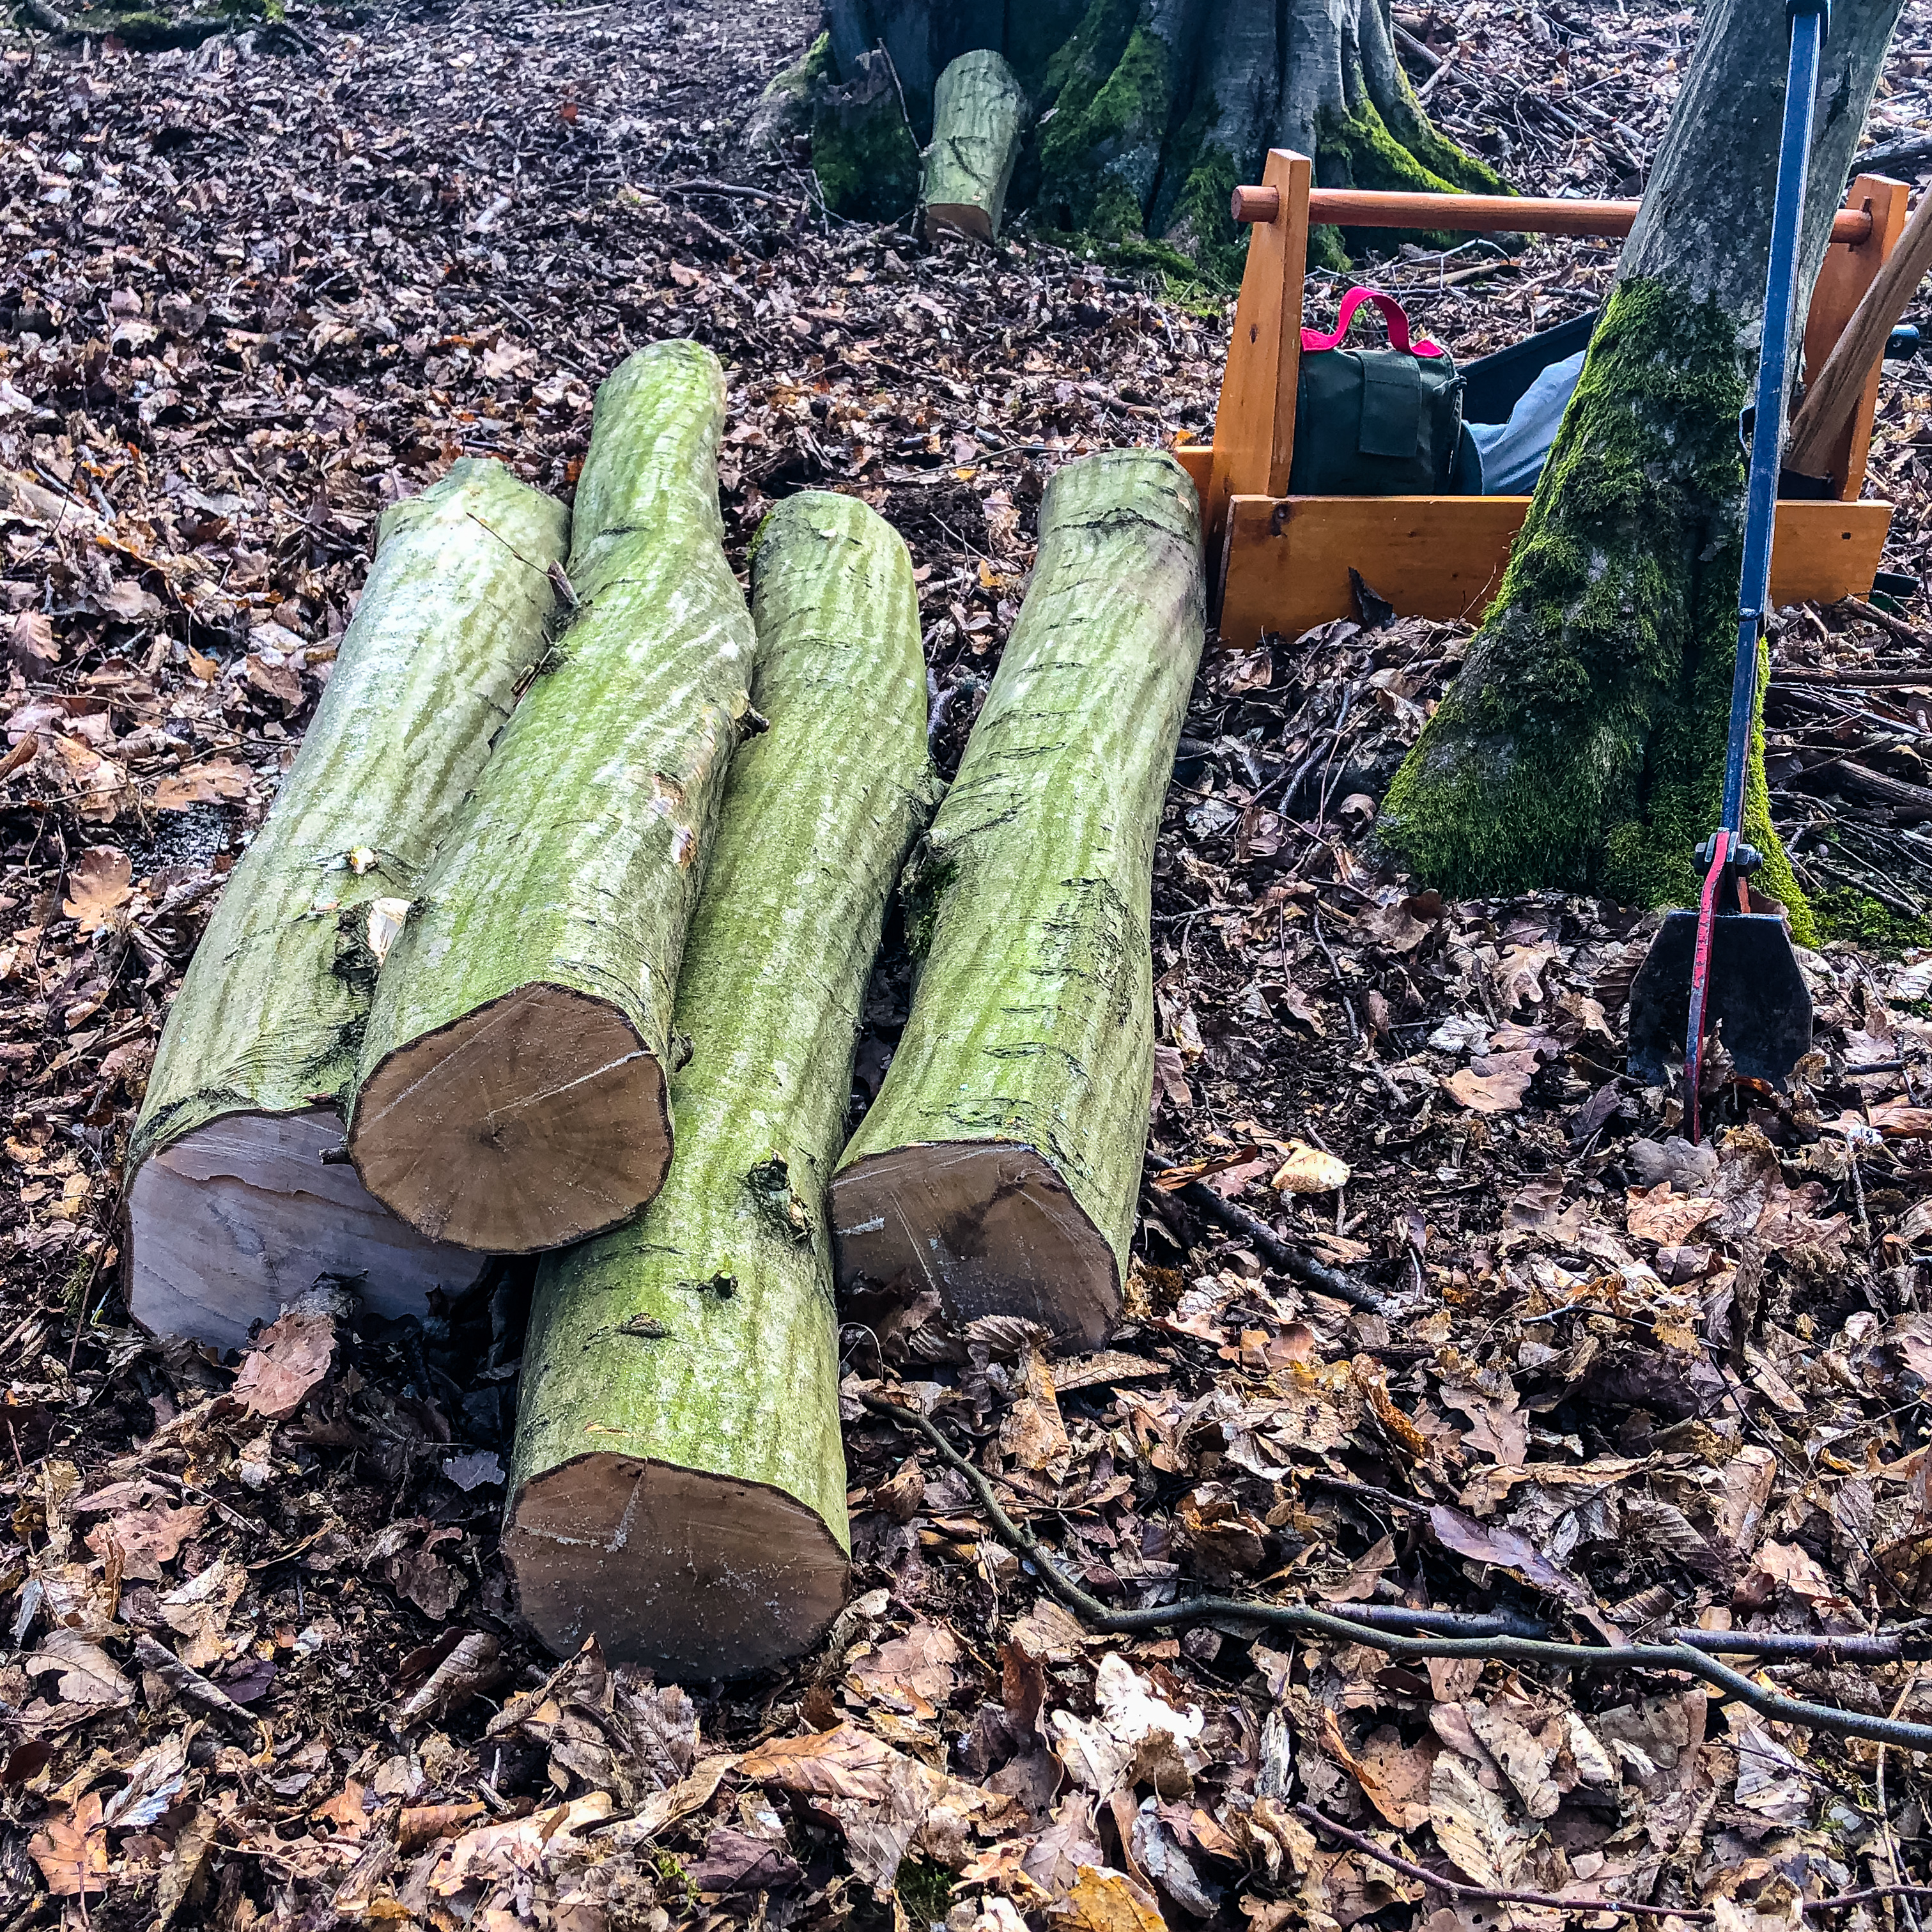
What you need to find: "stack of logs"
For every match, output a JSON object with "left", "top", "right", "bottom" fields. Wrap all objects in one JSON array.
[{"left": 126, "top": 337, "right": 1205, "bottom": 1679}]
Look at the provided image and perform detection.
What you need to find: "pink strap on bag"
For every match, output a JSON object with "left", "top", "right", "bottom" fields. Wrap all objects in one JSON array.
[{"left": 1301, "top": 286, "right": 1445, "bottom": 359}]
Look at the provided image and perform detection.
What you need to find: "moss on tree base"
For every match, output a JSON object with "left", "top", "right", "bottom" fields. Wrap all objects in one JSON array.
[
  {"left": 805, "top": 0, "right": 1503, "bottom": 268},
  {"left": 1378, "top": 278, "right": 1814, "bottom": 945},
  {"left": 812, "top": 49, "right": 922, "bottom": 220}
]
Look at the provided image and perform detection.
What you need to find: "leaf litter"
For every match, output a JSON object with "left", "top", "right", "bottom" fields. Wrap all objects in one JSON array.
[{"left": 1, "top": 0, "right": 1932, "bottom": 1925}]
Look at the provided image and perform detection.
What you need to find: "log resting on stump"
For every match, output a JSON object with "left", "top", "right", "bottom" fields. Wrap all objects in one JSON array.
[
  {"left": 832, "top": 450, "right": 1204, "bottom": 1350},
  {"left": 810, "top": 0, "right": 1498, "bottom": 267},
  {"left": 1378, "top": 0, "right": 1901, "bottom": 943},
  {"left": 125, "top": 460, "right": 567, "bottom": 1349},
  {"left": 923, "top": 50, "right": 1028, "bottom": 242},
  {"left": 505, "top": 491, "right": 936, "bottom": 1676},
  {"left": 350, "top": 342, "right": 755, "bottom": 1255}
]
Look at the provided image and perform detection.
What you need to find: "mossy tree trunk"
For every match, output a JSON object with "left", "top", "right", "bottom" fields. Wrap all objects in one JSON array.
[
  {"left": 506, "top": 492, "right": 935, "bottom": 1678},
  {"left": 1379, "top": 0, "right": 1902, "bottom": 940},
  {"left": 831, "top": 450, "right": 1204, "bottom": 1349},
  {"left": 810, "top": 0, "right": 1497, "bottom": 265}
]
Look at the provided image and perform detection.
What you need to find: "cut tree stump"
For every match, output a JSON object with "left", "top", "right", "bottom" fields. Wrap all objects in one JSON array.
[
  {"left": 922, "top": 50, "right": 1028, "bottom": 242},
  {"left": 505, "top": 491, "right": 936, "bottom": 1676},
  {"left": 349, "top": 341, "right": 757, "bottom": 1255},
  {"left": 125, "top": 460, "right": 568, "bottom": 1349},
  {"left": 832, "top": 449, "right": 1204, "bottom": 1348}
]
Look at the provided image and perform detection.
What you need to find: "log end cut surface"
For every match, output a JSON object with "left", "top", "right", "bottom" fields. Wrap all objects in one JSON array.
[
  {"left": 505, "top": 1453, "right": 849, "bottom": 1677},
  {"left": 832, "top": 1140, "right": 1119, "bottom": 1349},
  {"left": 127, "top": 1107, "right": 490, "bottom": 1353},
  {"left": 352, "top": 983, "right": 668, "bottom": 1253},
  {"left": 923, "top": 201, "right": 994, "bottom": 242}
]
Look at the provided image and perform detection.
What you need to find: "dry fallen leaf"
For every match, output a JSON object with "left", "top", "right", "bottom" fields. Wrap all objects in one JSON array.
[
  {"left": 1428, "top": 1749, "right": 1526, "bottom": 1887},
  {"left": 232, "top": 1303, "right": 336, "bottom": 1420},
  {"left": 1048, "top": 1863, "right": 1167, "bottom": 1932},
  {"left": 154, "top": 757, "right": 253, "bottom": 810},
  {"left": 29, "top": 1791, "right": 109, "bottom": 1896},
  {"left": 846, "top": 1621, "right": 959, "bottom": 1720},
  {"left": 1270, "top": 1140, "right": 1350, "bottom": 1194},
  {"left": 1443, "top": 1057, "right": 1535, "bottom": 1113},
  {"left": 84, "top": 1499, "right": 208, "bottom": 1581},
  {"left": 62, "top": 845, "right": 132, "bottom": 934},
  {"left": 1626, "top": 1180, "right": 1721, "bottom": 1245}
]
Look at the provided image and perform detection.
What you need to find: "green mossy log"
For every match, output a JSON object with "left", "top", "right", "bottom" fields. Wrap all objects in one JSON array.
[
  {"left": 832, "top": 449, "right": 1204, "bottom": 1349},
  {"left": 125, "top": 460, "right": 568, "bottom": 1349},
  {"left": 1379, "top": 0, "right": 1901, "bottom": 936},
  {"left": 923, "top": 50, "right": 1029, "bottom": 242},
  {"left": 505, "top": 491, "right": 936, "bottom": 1676},
  {"left": 349, "top": 343, "right": 757, "bottom": 1255}
]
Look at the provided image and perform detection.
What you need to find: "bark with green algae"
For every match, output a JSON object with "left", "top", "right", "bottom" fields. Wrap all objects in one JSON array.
[
  {"left": 1379, "top": 0, "right": 1902, "bottom": 937},
  {"left": 125, "top": 460, "right": 567, "bottom": 1350},
  {"left": 504, "top": 491, "right": 936, "bottom": 1677},
  {"left": 923, "top": 50, "right": 1030, "bottom": 240},
  {"left": 349, "top": 342, "right": 757, "bottom": 1257},
  {"left": 831, "top": 449, "right": 1203, "bottom": 1349}
]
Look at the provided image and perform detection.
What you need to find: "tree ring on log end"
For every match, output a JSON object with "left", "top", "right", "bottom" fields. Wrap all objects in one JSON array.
[
  {"left": 831, "top": 1141, "right": 1119, "bottom": 1350},
  {"left": 350, "top": 982, "right": 669, "bottom": 1253},
  {"left": 126, "top": 1106, "right": 490, "bottom": 1353},
  {"left": 504, "top": 1453, "right": 849, "bottom": 1677}
]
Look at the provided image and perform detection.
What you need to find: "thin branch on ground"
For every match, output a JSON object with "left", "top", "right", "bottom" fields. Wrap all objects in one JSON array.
[
  {"left": 1295, "top": 1804, "right": 1932, "bottom": 1920},
  {"left": 1143, "top": 1154, "right": 1387, "bottom": 1311},
  {"left": 860, "top": 1395, "right": 1932, "bottom": 1751}
]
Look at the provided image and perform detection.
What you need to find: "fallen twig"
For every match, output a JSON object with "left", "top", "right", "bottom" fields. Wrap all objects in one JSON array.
[
  {"left": 665, "top": 178, "right": 801, "bottom": 209},
  {"left": 1835, "top": 595, "right": 1932, "bottom": 651},
  {"left": 1296, "top": 1804, "right": 1932, "bottom": 1920},
  {"left": 1298, "top": 1802, "right": 1713, "bottom": 1920},
  {"left": 860, "top": 1397, "right": 1932, "bottom": 1751},
  {"left": 1143, "top": 1154, "right": 1387, "bottom": 1312},
  {"left": 1850, "top": 135, "right": 1932, "bottom": 181}
]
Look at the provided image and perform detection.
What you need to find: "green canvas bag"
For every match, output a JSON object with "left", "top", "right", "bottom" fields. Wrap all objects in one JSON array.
[{"left": 1288, "top": 287, "right": 1467, "bottom": 496}]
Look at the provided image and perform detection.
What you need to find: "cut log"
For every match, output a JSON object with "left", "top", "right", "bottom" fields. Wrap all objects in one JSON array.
[
  {"left": 349, "top": 341, "right": 757, "bottom": 1255},
  {"left": 922, "top": 50, "right": 1028, "bottom": 242},
  {"left": 505, "top": 491, "right": 936, "bottom": 1675},
  {"left": 125, "top": 460, "right": 568, "bottom": 1349},
  {"left": 832, "top": 450, "right": 1205, "bottom": 1349}
]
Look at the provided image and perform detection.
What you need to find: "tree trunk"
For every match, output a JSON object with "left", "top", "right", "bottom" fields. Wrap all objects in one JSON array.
[
  {"left": 348, "top": 343, "right": 756, "bottom": 1256},
  {"left": 831, "top": 450, "right": 1203, "bottom": 1349},
  {"left": 504, "top": 491, "right": 934, "bottom": 1676},
  {"left": 923, "top": 50, "right": 1028, "bottom": 240},
  {"left": 812, "top": 47, "right": 922, "bottom": 220},
  {"left": 125, "top": 460, "right": 567, "bottom": 1349},
  {"left": 1379, "top": 0, "right": 1901, "bottom": 939},
  {"left": 808, "top": 0, "right": 1498, "bottom": 266}
]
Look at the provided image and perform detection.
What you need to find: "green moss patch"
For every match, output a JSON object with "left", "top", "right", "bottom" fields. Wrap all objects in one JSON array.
[
  {"left": 810, "top": 70, "right": 920, "bottom": 220},
  {"left": 1379, "top": 277, "right": 1814, "bottom": 943}
]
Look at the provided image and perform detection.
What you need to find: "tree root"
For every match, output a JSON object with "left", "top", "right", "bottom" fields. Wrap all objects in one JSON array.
[{"left": 860, "top": 1393, "right": 1932, "bottom": 1752}]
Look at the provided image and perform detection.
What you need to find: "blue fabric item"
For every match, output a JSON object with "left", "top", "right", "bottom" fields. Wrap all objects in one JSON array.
[{"left": 1468, "top": 349, "right": 1586, "bottom": 495}]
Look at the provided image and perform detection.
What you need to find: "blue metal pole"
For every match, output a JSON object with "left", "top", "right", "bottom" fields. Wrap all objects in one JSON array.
[{"left": 1722, "top": 0, "right": 1826, "bottom": 837}]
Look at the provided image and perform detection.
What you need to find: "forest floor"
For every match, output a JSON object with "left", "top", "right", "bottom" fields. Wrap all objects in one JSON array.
[{"left": 3, "top": 0, "right": 1932, "bottom": 1928}]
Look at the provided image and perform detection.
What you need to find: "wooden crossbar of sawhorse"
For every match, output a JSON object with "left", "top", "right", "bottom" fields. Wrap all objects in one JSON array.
[{"left": 1173, "top": 151, "right": 1910, "bottom": 648}]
